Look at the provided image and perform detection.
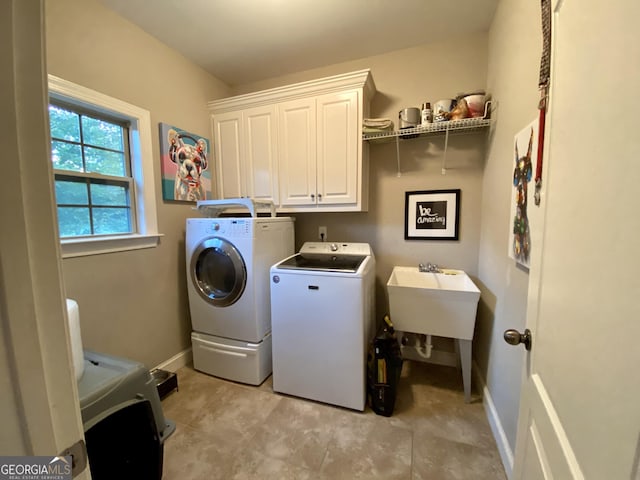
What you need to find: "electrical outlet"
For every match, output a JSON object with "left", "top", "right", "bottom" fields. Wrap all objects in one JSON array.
[{"left": 318, "top": 226, "right": 327, "bottom": 241}]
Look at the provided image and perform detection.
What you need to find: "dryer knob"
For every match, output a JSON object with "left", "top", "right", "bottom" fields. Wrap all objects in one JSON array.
[{"left": 213, "top": 223, "right": 220, "bottom": 231}]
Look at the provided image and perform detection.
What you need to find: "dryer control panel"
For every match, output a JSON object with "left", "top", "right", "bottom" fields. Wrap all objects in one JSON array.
[
  {"left": 204, "top": 219, "right": 252, "bottom": 237},
  {"left": 187, "top": 218, "right": 252, "bottom": 237}
]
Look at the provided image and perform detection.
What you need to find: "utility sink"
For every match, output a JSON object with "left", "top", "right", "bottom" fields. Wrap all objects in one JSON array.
[
  {"left": 386, "top": 266, "right": 480, "bottom": 340},
  {"left": 386, "top": 266, "right": 481, "bottom": 403}
]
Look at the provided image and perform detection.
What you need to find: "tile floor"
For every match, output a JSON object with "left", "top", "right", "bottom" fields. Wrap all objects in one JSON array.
[{"left": 161, "top": 361, "right": 506, "bottom": 480}]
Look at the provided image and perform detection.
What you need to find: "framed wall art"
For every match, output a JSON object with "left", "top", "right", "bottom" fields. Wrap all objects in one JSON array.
[
  {"left": 404, "top": 189, "right": 460, "bottom": 240},
  {"left": 159, "top": 122, "right": 212, "bottom": 202}
]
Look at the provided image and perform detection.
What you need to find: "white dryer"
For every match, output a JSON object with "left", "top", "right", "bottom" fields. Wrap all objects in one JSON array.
[
  {"left": 186, "top": 199, "right": 294, "bottom": 385},
  {"left": 270, "top": 242, "right": 376, "bottom": 410}
]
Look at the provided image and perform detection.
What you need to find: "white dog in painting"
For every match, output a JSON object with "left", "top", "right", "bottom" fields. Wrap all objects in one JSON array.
[{"left": 167, "top": 129, "right": 208, "bottom": 201}]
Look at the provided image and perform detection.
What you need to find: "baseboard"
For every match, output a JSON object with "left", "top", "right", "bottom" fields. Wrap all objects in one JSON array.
[
  {"left": 153, "top": 347, "right": 192, "bottom": 373},
  {"left": 473, "top": 361, "right": 515, "bottom": 479}
]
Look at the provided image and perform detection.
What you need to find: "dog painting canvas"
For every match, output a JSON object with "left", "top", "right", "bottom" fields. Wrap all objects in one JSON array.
[
  {"left": 160, "top": 123, "right": 212, "bottom": 202},
  {"left": 508, "top": 118, "right": 544, "bottom": 268}
]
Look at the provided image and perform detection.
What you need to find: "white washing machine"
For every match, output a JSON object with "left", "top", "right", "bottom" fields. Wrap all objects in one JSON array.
[
  {"left": 270, "top": 242, "right": 376, "bottom": 411},
  {"left": 186, "top": 199, "right": 294, "bottom": 385}
]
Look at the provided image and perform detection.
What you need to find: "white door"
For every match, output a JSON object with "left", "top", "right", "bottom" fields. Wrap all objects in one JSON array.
[
  {"left": 316, "top": 90, "right": 359, "bottom": 205},
  {"left": 213, "top": 110, "right": 244, "bottom": 198},
  {"left": 243, "top": 105, "right": 279, "bottom": 203},
  {"left": 277, "top": 97, "right": 317, "bottom": 206},
  {"left": 511, "top": 1, "right": 640, "bottom": 478},
  {"left": 2, "top": 1, "right": 89, "bottom": 477}
]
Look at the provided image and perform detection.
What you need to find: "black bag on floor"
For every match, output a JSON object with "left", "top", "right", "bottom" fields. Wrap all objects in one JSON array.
[{"left": 367, "top": 314, "right": 403, "bottom": 417}]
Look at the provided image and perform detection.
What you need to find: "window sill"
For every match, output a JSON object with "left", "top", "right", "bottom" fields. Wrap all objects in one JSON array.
[{"left": 61, "top": 233, "right": 164, "bottom": 258}]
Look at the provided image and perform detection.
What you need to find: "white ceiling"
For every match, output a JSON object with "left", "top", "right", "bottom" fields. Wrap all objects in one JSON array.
[{"left": 99, "top": 0, "right": 498, "bottom": 86}]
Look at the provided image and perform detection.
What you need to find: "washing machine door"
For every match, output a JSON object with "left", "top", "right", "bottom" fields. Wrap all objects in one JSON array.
[{"left": 190, "top": 237, "right": 247, "bottom": 307}]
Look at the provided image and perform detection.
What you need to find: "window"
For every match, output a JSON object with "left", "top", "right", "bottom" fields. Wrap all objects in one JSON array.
[
  {"left": 50, "top": 102, "right": 135, "bottom": 237},
  {"left": 48, "top": 76, "right": 161, "bottom": 257}
]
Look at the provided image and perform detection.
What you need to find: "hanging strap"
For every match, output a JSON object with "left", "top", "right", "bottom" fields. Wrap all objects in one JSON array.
[
  {"left": 534, "top": 0, "right": 552, "bottom": 206},
  {"left": 539, "top": 0, "right": 552, "bottom": 87}
]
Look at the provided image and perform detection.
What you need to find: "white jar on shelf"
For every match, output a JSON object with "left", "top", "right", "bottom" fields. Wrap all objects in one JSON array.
[{"left": 421, "top": 102, "right": 432, "bottom": 125}]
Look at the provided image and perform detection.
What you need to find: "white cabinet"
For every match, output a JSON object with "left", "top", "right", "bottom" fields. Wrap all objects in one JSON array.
[
  {"left": 316, "top": 90, "right": 359, "bottom": 206},
  {"left": 212, "top": 110, "right": 242, "bottom": 199},
  {"left": 212, "top": 105, "right": 278, "bottom": 202},
  {"left": 278, "top": 91, "right": 360, "bottom": 207},
  {"left": 278, "top": 97, "right": 316, "bottom": 206},
  {"left": 209, "top": 69, "right": 375, "bottom": 212}
]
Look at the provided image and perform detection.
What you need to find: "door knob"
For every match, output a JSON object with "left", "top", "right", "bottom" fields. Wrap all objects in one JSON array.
[{"left": 503, "top": 328, "right": 532, "bottom": 351}]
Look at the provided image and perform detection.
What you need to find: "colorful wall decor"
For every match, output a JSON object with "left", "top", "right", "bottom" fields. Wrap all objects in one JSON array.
[
  {"left": 159, "top": 123, "right": 212, "bottom": 202},
  {"left": 404, "top": 189, "right": 460, "bottom": 240},
  {"left": 509, "top": 118, "right": 544, "bottom": 268}
]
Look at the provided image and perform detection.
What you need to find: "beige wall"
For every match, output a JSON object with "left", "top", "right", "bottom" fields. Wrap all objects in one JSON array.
[
  {"left": 0, "top": 325, "right": 24, "bottom": 453},
  {"left": 2, "top": 1, "right": 28, "bottom": 454},
  {"left": 476, "top": 0, "right": 541, "bottom": 462},
  {"left": 45, "top": 0, "right": 231, "bottom": 368},
  {"left": 235, "top": 33, "right": 489, "bottom": 321}
]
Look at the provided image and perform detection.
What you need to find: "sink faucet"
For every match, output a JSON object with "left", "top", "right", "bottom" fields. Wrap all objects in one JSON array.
[{"left": 419, "top": 262, "right": 441, "bottom": 273}]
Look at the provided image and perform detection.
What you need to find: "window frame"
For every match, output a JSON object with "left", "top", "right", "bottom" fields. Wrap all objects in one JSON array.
[
  {"left": 50, "top": 100, "right": 136, "bottom": 237},
  {"left": 48, "top": 75, "right": 162, "bottom": 258}
]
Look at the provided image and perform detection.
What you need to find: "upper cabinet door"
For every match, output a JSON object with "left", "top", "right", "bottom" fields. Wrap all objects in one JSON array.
[
  {"left": 243, "top": 105, "right": 278, "bottom": 203},
  {"left": 316, "top": 90, "right": 358, "bottom": 205},
  {"left": 212, "top": 111, "right": 244, "bottom": 199},
  {"left": 277, "top": 97, "right": 317, "bottom": 206}
]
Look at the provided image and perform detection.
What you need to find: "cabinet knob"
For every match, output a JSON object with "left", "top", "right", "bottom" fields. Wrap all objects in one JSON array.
[
  {"left": 318, "top": 193, "right": 322, "bottom": 202},
  {"left": 310, "top": 194, "right": 315, "bottom": 200}
]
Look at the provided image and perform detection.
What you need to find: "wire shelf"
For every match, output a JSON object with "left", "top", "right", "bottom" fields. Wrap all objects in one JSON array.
[
  {"left": 363, "top": 101, "right": 494, "bottom": 177},
  {"left": 363, "top": 100, "right": 493, "bottom": 143},
  {"left": 363, "top": 116, "right": 491, "bottom": 142}
]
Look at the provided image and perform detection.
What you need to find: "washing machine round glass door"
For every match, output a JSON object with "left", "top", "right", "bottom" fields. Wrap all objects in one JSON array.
[{"left": 190, "top": 237, "right": 247, "bottom": 307}]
